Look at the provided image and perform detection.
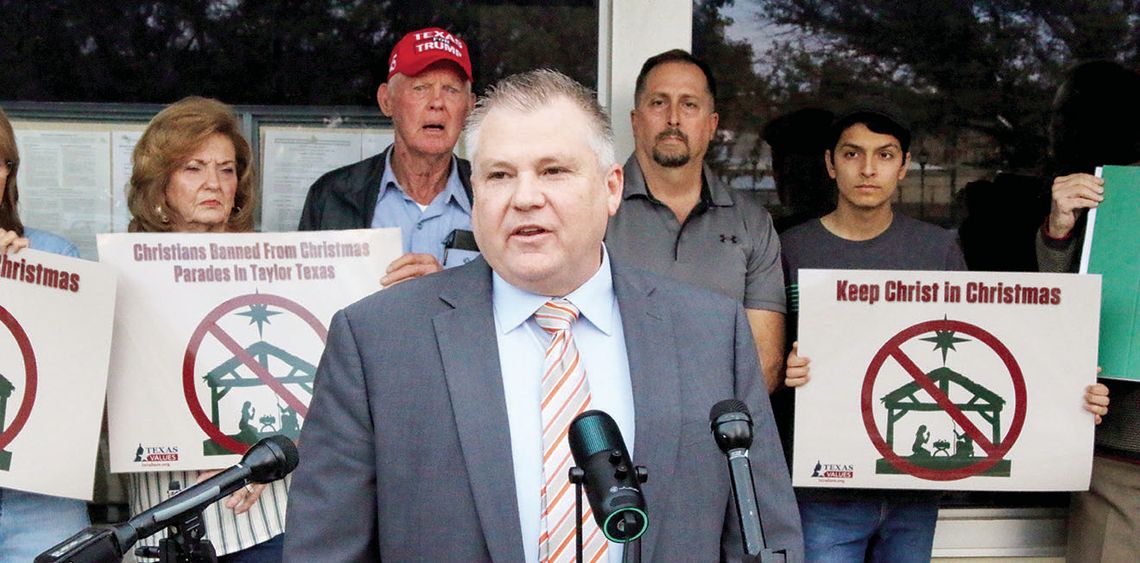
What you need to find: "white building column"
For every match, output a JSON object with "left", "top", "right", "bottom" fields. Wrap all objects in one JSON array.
[{"left": 597, "top": 0, "right": 692, "bottom": 160}]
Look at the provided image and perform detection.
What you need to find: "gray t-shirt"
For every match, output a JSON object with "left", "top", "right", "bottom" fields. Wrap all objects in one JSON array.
[
  {"left": 606, "top": 156, "right": 785, "bottom": 312},
  {"left": 782, "top": 214, "right": 967, "bottom": 330},
  {"left": 778, "top": 214, "right": 966, "bottom": 502}
]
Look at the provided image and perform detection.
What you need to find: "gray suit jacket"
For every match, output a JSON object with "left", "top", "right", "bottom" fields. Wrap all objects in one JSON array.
[{"left": 284, "top": 257, "right": 803, "bottom": 562}]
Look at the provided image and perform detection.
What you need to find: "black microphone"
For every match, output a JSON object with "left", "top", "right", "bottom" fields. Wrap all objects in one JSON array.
[
  {"left": 710, "top": 399, "right": 766, "bottom": 556},
  {"left": 568, "top": 410, "right": 648, "bottom": 543},
  {"left": 35, "top": 435, "right": 299, "bottom": 563}
]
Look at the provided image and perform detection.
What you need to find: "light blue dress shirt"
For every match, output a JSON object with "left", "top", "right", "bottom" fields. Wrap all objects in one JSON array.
[
  {"left": 24, "top": 227, "right": 79, "bottom": 257},
  {"left": 492, "top": 246, "right": 635, "bottom": 563},
  {"left": 371, "top": 149, "right": 472, "bottom": 264}
]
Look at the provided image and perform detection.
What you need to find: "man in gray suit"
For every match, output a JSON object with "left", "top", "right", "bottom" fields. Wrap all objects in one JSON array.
[{"left": 284, "top": 69, "right": 802, "bottom": 562}]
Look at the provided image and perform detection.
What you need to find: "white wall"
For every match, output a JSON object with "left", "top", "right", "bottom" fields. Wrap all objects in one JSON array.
[{"left": 597, "top": 0, "right": 692, "bottom": 161}]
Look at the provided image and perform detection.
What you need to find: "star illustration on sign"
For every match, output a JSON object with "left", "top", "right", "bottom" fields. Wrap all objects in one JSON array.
[
  {"left": 235, "top": 295, "right": 282, "bottom": 338},
  {"left": 920, "top": 315, "right": 971, "bottom": 364}
]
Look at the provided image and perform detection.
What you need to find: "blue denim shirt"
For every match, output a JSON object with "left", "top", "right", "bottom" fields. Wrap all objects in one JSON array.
[
  {"left": 25, "top": 227, "right": 80, "bottom": 257},
  {"left": 371, "top": 149, "right": 472, "bottom": 263}
]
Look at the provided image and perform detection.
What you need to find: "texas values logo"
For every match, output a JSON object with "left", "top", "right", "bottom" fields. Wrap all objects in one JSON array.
[
  {"left": 134, "top": 443, "right": 181, "bottom": 467},
  {"left": 810, "top": 460, "right": 855, "bottom": 482}
]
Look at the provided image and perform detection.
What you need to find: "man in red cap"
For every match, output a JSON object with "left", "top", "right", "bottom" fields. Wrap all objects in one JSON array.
[{"left": 299, "top": 27, "right": 477, "bottom": 286}]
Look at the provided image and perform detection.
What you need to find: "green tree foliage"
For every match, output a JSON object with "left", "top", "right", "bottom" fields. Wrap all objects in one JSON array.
[
  {"left": 747, "top": 0, "right": 1140, "bottom": 170},
  {"left": 0, "top": 0, "right": 596, "bottom": 106},
  {"left": 693, "top": 0, "right": 772, "bottom": 183}
]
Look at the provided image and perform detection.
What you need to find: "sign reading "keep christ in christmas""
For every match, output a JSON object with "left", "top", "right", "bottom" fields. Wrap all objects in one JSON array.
[{"left": 793, "top": 269, "right": 1101, "bottom": 491}]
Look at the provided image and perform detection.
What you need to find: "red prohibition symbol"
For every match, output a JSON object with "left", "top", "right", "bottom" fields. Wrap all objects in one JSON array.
[
  {"left": 861, "top": 318, "right": 1028, "bottom": 481},
  {"left": 183, "top": 293, "right": 327, "bottom": 455},
  {"left": 0, "top": 305, "right": 37, "bottom": 451}
]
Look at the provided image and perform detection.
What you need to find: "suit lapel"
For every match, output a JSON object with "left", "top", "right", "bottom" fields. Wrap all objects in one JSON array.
[
  {"left": 614, "top": 266, "right": 681, "bottom": 563},
  {"left": 435, "top": 260, "right": 525, "bottom": 562}
]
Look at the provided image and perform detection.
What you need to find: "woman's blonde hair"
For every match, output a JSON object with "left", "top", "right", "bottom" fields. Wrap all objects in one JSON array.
[{"left": 128, "top": 96, "right": 256, "bottom": 232}]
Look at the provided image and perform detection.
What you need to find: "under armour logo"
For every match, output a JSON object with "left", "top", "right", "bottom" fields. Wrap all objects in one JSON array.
[{"left": 719, "top": 234, "right": 739, "bottom": 244}]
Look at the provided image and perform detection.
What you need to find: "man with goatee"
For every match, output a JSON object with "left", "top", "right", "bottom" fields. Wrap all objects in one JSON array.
[{"left": 606, "top": 49, "right": 786, "bottom": 394}]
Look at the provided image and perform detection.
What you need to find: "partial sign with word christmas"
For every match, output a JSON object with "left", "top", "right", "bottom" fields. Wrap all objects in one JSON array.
[
  {"left": 0, "top": 249, "right": 116, "bottom": 499},
  {"left": 793, "top": 269, "right": 1100, "bottom": 491},
  {"left": 99, "top": 229, "right": 400, "bottom": 472}
]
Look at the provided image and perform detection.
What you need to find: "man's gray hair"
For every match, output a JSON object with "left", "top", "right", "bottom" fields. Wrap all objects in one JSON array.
[{"left": 464, "top": 69, "right": 615, "bottom": 171}]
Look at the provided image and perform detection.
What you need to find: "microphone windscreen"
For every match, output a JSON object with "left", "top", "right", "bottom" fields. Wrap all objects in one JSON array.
[
  {"left": 710, "top": 398, "right": 750, "bottom": 423},
  {"left": 273, "top": 435, "right": 301, "bottom": 473},
  {"left": 569, "top": 409, "right": 623, "bottom": 462},
  {"left": 246, "top": 435, "right": 300, "bottom": 483}
]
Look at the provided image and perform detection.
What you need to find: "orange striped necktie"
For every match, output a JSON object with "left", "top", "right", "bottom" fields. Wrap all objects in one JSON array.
[{"left": 534, "top": 299, "right": 608, "bottom": 563}]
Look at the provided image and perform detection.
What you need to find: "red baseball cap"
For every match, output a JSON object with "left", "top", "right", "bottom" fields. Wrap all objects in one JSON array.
[{"left": 387, "top": 27, "right": 473, "bottom": 82}]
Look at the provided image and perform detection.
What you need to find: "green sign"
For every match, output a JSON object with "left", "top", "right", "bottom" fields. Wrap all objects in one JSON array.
[{"left": 1083, "top": 165, "right": 1140, "bottom": 381}]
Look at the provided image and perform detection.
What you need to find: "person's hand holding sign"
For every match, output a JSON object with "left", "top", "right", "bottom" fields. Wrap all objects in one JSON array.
[
  {"left": 1045, "top": 173, "right": 1104, "bottom": 239},
  {"left": 0, "top": 228, "right": 29, "bottom": 254},
  {"left": 1084, "top": 368, "right": 1110, "bottom": 425},
  {"left": 785, "top": 341, "right": 811, "bottom": 388}
]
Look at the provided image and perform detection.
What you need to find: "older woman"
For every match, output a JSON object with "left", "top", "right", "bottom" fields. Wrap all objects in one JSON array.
[
  {"left": 0, "top": 108, "right": 90, "bottom": 560},
  {"left": 125, "top": 97, "right": 284, "bottom": 562},
  {"left": 128, "top": 97, "right": 256, "bottom": 234}
]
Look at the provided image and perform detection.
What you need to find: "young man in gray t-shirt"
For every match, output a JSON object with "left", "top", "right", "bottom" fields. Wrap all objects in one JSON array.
[
  {"left": 779, "top": 102, "right": 959, "bottom": 563},
  {"left": 778, "top": 103, "right": 1109, "bottom": 562}
]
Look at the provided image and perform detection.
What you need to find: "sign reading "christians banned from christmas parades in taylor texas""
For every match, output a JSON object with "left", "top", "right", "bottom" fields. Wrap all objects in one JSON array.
[
  {"left": 793, "top": 269, "right": 1101, "bottom": 491},
  {"left": 99, "top": 229, "right": 400, "bottom": 473},
  {"left": 0, "top": 249, "right": 115, "bottom": 499}
]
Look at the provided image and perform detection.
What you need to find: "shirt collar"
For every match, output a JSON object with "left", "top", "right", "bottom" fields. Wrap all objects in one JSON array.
[
  {"left": 621, "top": 154, "right": 733, "bottom": 207},
  {"left": 621, "top": 154, "right": 651, "bottom": 199},
  {"left": 492, "top": 246, "right": 617, "bottom": 336},
  {"left": 702, "top": 163, "right": 734, "bottom": 207},
  {"left": 379, "top": 146, "right": 472, "bottom": 213}
]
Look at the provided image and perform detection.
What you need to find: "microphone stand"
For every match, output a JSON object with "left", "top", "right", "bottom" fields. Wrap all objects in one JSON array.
[
  {"left": 710, "top": 402, "right": 787, "bottom": 563},
  {"left": 733, "top": 464, "right": 787, "bottom": 563},
  {"left": 569, "top": 467, "right": 585, "bottom": 563},
  {"left": 38, "top": 436, "right": 297, "bottom": 563},
  {"left": 135, "top": 512, "right": 218, "bottom": 563},
  {"left": 733, "top": 465, "right": 787, "bottom": 563},
  {"left": 569, "top": 466, "right": 645, "bottom": 563},
  {"left": 621, "top": 522, "right": 641, "bottom": 563}
]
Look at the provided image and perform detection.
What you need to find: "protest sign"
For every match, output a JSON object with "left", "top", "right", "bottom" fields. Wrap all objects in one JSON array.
[
  {"left": 794, "top": 269, "right": 1100, "bottom": 491},
  {"left": 100, "top": 229, "right": 400, "bottom": 472},
  {"left": 1080, "top": 165, "right": 1140, "bottom": 381},
  {"left": 0, "top": 249, "right": 115, "bottom": 499}
]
